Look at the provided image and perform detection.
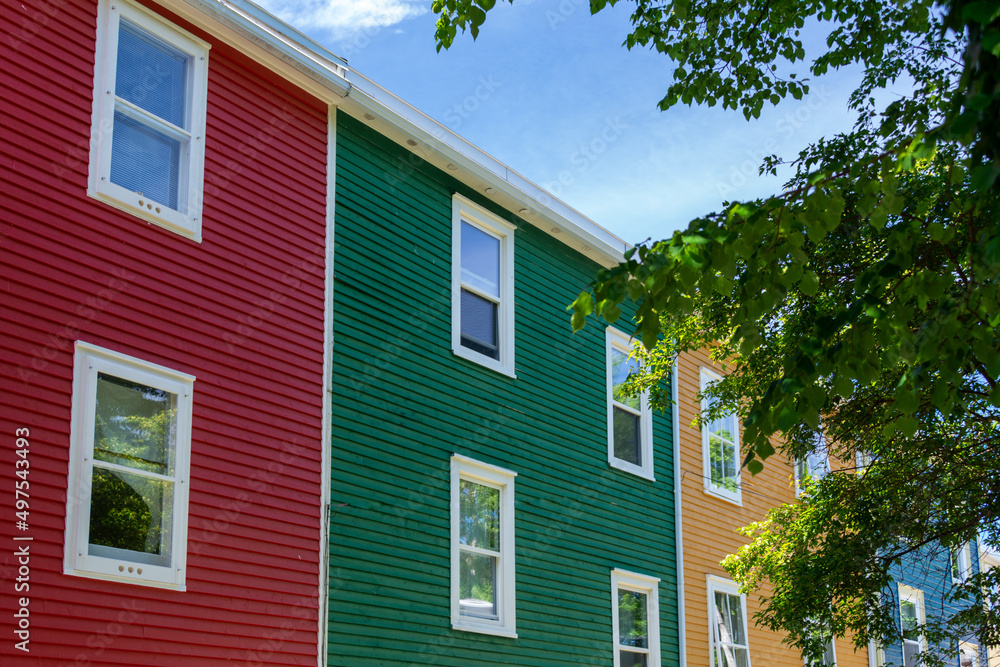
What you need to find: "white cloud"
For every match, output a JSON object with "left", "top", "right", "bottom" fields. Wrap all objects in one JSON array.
[{"left": 257, "top": 0, "right": 426, "bottom": 41}]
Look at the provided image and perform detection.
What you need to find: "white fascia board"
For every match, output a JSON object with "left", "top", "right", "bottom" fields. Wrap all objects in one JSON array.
[
  {"left": 157, "top": 0, "right": 350, "bottom": 103},
  {"left": 341, "top": 70, "right": 630, "bottom": 268},
  {"left": 165, "top": 0, "right": 626, "bottom": 265}
]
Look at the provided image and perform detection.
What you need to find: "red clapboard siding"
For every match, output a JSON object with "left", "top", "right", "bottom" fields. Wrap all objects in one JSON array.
[{"left": 0, "top": 0, "right": 330, "bottom": 661}]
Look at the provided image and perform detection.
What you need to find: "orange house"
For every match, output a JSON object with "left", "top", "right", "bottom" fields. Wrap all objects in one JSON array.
[{"left": 674, "top": 348, "right": 869, "bottom": 667}]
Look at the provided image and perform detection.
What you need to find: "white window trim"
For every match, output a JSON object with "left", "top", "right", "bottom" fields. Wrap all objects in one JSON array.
[
  {"left": 450, "top": 454, "right": 517, "bottom": 638},
  {"left": 869, "top": 640, "right": 886, "bottom": 667},
  {"left": 606, "top": 328, "right": 654, "bottom": 480},
  {"left": 708, "top": 575, "right": 752, "bottom": 667},
  {"left": 611, "top": 569, "right": 661, "bottom": 667},
  {"left": 953, "top": 542, "right": 973, "bottom": 584},
  {"left": 701, "top": 369, "right": 742, "bottom": 504},
  {"left": 794, "top": 432, "right": 830, "bottom": 498},
  {"left": 88, "top": 0, "right": 210, "bottom": 242},
  {"left": 451, "top": 194, "right": 516, "bottom": 377},
  {"left": 899, "top": 584, "right": 927, "bottom": 666},
  {"left": 803, "top": 619, "right": 837, "bottom": 666},
  {"left": 64, "top": 342, "right": 194, "bottom": 590},
  {"left": 960, "top": 641, "right": 981, "bottom": 667}
]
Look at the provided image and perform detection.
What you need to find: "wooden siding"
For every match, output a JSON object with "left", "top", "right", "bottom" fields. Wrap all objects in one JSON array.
[
  {"left": 676, "top": 348, "right": 868, "bottom": 667},
  {"left": 326, "top": 110, "right": 679, "bottom": 665},
  {"left": 0, "top": 0, "right": 328, "bottom": 662}
]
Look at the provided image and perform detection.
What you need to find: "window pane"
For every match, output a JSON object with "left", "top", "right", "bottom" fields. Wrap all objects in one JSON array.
[
  {"left": 901, "top": 600, "right": 919, "bottom": 636},
  {"left": 110, "top": 110, "right": 181, "bottom": 210},
  {"left": 94, "top": 373, "right": 176, "bottom": 475},
  {"left": 613, "top": 407, "right": 641, "bottom": 465},
  {"left": 460, "top": 222, "right": 500, "bottom": 298},
  {"left": 116, "top": 20, "right": 188, "bottom": 128},
  {"left": 460, "top": 289, "right": 499, "bottom": 359},
  {"left": 611, "top": 346, "right": 640, "bottom": 410},
  {"left": 89, "top": 467, "right": 172, "bottom": 560},
  {"left": 459, "top": 480, "right": 499, "bottom": 551},
  {"left": 620, "top": 651, "right": 649, "bottom": 667},
  {"left": 618, "top": 589, "right": 649, "bottom": 649},
  {"left": 710, "top": 436, "right": 737, "bottom": 491},
  {"left": 459, "top": 550, "right": 497, "bottom": 620},
  {"left": 725, "top": 593, "right": 747, "bottom": 645},
  {"left": 904, "top": 639, "right": 921, "bottom": 667}
]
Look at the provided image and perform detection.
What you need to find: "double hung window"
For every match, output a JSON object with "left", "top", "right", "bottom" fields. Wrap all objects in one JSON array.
[
  {"left": 611, "top": 569, "right": 661, "bottom": 667},
  {"left": 899, "top": 585, "right": 926, "bottom": 667},
  {"left": 804, "top": 621, "right": 837, "bottom": 666},
  {"left": 960, "top": 642, "right": 981, "bottom": 667},
  {"left": 450, "top": 455, "right": 516, "bottom": 637},
  {"left": 89, "top": 0, "right": 209, "bottom": 240},
  {"left": 709, "top": 576, "right": 751, "bottom": 667},
  {"left": 952, "top": 543, "right": 972, "bottom": 584},
  {"left": 607, "top": 328, "right": 653, "bottom": 479},
  {"left": 64, "top": 342, "right": 193, "bottom": 589},
  {"left": 795, "top": 432, "right": 830, "bottom": 496},
  {"left": 451, "top": 195, "right": 515, "bottom": 376},
  {"left": 701, "top": 369, "right": 741, "bottom": 503}
]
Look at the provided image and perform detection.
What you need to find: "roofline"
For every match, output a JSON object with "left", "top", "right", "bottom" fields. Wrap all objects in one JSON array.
[
  {"left": 161, "top": 0, "right": 629, "bottom": 266},
  {"left": 339, "top": 70, "right": 630, "bottom": 267}
]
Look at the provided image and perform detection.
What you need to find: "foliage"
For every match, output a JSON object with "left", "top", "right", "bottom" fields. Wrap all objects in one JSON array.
[{"left": 433, "top": 0, "right": 1000, "bottom": 659}]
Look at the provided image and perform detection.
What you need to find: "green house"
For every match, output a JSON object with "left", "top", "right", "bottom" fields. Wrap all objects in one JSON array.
[{"left": 324, "top": 97, "right": 681, "bottom": 666}]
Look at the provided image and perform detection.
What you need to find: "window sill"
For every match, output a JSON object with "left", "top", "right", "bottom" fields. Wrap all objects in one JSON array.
[
  {"left": 704, "top": 486, "right": 742, "bottom": 506},
  {"left": 453, "top": 346, "right": 516, "bottom": 378},
  {"left": 609, "top": 458, "right": 655, "bottom": 481},
  {"left": 64, "top": 566, "right": 185, "bottom": 591},
  {"left": 452, "top": 622, "right": 518, "bottom": 639},
  {"left": 88, "top": 188, "right": 202, "bottom": 243}
]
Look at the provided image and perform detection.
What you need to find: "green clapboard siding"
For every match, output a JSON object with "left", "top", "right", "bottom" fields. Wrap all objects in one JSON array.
[{"left": 328, "top": 110, "right": 678, "bottom": 666}]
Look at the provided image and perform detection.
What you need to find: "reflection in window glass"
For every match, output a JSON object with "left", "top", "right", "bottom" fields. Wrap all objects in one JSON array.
[{"left": 458, "top": 480, "right": 501, "bottom": 621}]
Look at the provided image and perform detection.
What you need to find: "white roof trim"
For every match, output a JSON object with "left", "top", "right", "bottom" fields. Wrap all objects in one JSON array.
[{"left": 163, "top": 0, "right": 629, "bottom": 266}]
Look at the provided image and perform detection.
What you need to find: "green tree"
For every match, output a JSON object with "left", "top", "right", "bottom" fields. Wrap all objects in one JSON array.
[{"left": 435, "top": 0, "right": 1000, "bottom": 661}]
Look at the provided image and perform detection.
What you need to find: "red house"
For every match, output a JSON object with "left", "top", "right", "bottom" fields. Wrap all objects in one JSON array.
[{"left": 1, "top": 0, "right": 348, "bottom": 661}]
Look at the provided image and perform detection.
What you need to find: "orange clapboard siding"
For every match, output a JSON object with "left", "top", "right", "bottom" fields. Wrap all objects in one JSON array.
[{"left": 677, "top": 348, "right": 868, "bottom": 667}]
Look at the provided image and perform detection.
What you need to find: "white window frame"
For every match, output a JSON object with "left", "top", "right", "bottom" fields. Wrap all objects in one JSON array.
[
  {"left": 795, "top": 431, "right": 831, "bottom": 497},
  {"left": 857, "top": 449, "right": 874, "bottom": 472},
  {"left": 64, "top": 342, "right": 194, "bottom": 589},
  {"left": 960, "top": 642, "right": 981, "bottom": 667},
  {"left": 708, "top": 575, "right": 752, "bottom": 667},
  {"left": 899, "top": 584, "right": 927, "bottom": 667},
  {"left": 88, "top": 0, "right": 210, "bottom": 241},
  {"left": 451, "top": 194, "right": 516, "bottom": 377},
  {"left": 450, "top": 454, "right": 517, "bottom": 637},
  {"left": 701, "top": 369, "right": 741, "bottom": 504},
  {"left": 611, "top": 569, "right": 661, "bottom": 667},
  {"left": 803, "top": 619, "right": 837, "bottom": 666},
  {"left": 869, "top": 640, "right": 887, "bottom": 667},
  {"left": 952, "top": 542, "right": 973, "bottom": 584},
  {"left": 606, "top": 328, "right": 654, "bottom": 480}
]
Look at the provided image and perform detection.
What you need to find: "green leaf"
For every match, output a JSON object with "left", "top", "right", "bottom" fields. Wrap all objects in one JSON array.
[{"left": 799, "top": 270, "right": 819, "bottom": 296}]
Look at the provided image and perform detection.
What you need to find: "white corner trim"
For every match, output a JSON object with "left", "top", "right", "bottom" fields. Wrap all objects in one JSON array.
[{"left": 316, "top": 105, "right": 336, "bottom": 667}]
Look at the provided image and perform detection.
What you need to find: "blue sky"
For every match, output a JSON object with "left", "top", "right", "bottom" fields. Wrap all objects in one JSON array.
[{"left": 257, "top": 0, "right": 868, "bottom": 244}]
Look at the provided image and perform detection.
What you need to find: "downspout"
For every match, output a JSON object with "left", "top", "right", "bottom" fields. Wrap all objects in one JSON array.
[{"left": 673, "top": 357, "right": 686, "bottom": 666}]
